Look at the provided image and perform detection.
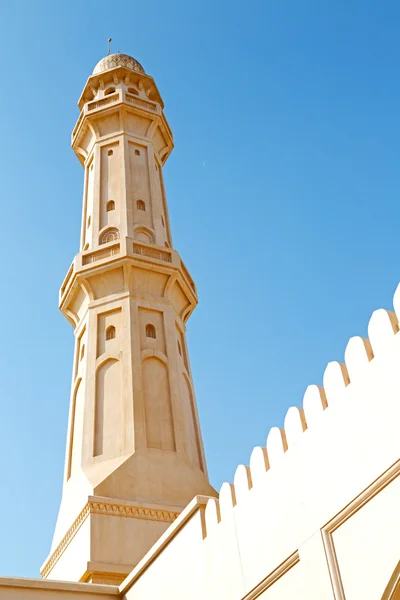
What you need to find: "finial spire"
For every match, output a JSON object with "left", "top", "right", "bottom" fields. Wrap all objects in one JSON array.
[{"left": 107, "top": 38, "right": 112, "bottom": 55}]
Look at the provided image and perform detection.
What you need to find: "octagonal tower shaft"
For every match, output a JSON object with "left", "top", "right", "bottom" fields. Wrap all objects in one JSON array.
[{"left": 41, "top": 55, "right": 216, "bottom": 585}]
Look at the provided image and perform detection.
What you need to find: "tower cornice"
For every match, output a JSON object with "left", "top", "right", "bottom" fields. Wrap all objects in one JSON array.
[
  {"left": 78, "top": 67, "right": 164, "bottom": 110},
  {"left": 72, "top": 90, "right": 173, "bottom": 166},
  {"left": 59, "top": 240, "right": 197, "bottom": 329}
]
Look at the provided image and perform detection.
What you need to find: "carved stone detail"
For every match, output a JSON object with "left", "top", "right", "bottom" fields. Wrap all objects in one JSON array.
[
  {"left": 93, "top": 53, "right": 145, "bottom": 76},
  {"left": 41, "top": 500, "right": 180, "bottom": 578},
  {"left": 87, "top": 94, "right": 118, "bottom": 112}
]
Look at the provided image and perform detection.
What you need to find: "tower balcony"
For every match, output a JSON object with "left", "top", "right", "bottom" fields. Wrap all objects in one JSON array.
[
  {"left": 71, "top": 67, "right": 173, "bottom": 167},
  {"left": 59, "top": 238, "right": 197, "bottom": 329}
]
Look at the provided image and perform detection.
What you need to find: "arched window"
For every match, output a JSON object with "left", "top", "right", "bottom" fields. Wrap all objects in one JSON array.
[
  {"left": 177, "top": 341, "right": 182, "bottom": 356},
  {"left": 135, "top": 149, "right": 141, "bottom": 156},
  {"left": 127, "top": 87, "right": 139, "bottom": 96},
  {"left": 134, "top": 227, "right": 153, "bottom": 244},
  {"left": 106, "top": 326, "right": 116, "bottom": 341},
  {"left": 100, "top": 228, "right": 119, "bottom": 245},
  {"left": 161, "top": 215, "right": 165, "bottom": 227},
  {"left": 145, "top": 324, "right": 156, "bottom": 339},
  {"left": 104, "top": 87, "right": 116, "bottom": 96},
  {"left": 83, "top": 243, "right": 89, "bottom": 250},
  {"left": 108, "top": 149, "right": 113, "bottom": 156},
  {"left": 80, "top": 344, "right": 85, "bottom": 360},
  {"left": 106, "top": 200, "right": 115, "bottom": 212},
  {"left": 87, "top": 216, "right": 91, "bottom": 227},
  {"left": 165, "top": 241, "right": 170, "bottom": 248},
  {"left": 137, "top": 199, "right": 145, "bottom": 211}
]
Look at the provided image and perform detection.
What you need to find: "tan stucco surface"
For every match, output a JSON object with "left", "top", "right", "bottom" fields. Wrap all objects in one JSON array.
[{"left": 0, "top": 577, "right": 118, "bottom": 599}]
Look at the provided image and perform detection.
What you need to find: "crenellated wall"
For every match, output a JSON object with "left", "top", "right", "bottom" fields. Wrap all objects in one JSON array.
[{"left": 117, "top": 284, "right": 400, "bottom": 600}]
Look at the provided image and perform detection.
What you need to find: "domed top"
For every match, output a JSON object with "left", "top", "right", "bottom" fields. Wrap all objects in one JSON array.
[{"left": 93, "top": 53, "right": 145, "bottom": 75}]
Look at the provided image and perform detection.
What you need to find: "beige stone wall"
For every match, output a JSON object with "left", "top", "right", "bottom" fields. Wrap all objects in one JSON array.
[{"left": 0, "top": 578, "right": 118, "bottom": 599}]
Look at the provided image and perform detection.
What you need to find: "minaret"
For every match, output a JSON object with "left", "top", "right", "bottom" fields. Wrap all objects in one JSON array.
[{"left": 41, "top": 52, "right": 216, "bottom": 585}]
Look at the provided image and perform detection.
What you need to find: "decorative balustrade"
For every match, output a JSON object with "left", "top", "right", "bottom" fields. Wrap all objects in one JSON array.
[
  {"left": 87, "top": 93, "right": 119, "bottom": 112},
  {"left": 162, "top": 113, "right": 173, "bottom": 140},
  {"left": 180, "top": 260, "right": 196, "bottom": 292},
  {"left": 133, "top": 242, "right": 171, "bottom": 263},
  {"left": 125, "top": 93, "right": 158, "bottom": 113},
  {"left": 72, "top": 111, "right": 84, "bottom": 139},
  {"left": 60, "top": 262, "right": 74, "bottom": 297},
  {"left": 82, "top": 243, "right": 120, "bottom": 265}
]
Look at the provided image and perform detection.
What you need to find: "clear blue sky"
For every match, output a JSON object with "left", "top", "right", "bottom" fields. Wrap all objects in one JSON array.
[{"left": 0, "top": 0, "right": 399, "bottom": 578}]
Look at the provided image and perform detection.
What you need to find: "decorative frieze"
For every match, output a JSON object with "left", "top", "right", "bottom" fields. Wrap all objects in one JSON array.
[
  {"left": 87, "top": 94, "right": 119, "bottom": 112},
  {"left": 41, "top": 500, "right": 180, "bottom": 578},
  {"left": 125, "top": 93, "right": 158, "bottom": 113},
  {"left": 72, "top": 111, "right": 84, "bottom": 140},
  {"left": 133, "top": 242, "right": 172, "bottom": 263},
  {"left": 82, "top": 244, "right": 120, "bottom": 265}
]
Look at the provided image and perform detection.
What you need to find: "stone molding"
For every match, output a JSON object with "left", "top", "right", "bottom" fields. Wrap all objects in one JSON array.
[
  {"left": 0, "top": 576, "right": 118, "bottom": 596},
  {"left": 381, "top": 560, "right": 400, "bottom": 600},
  {"left": 242, "top": 552, "right": 299, "bottom": 600},
  {"left": 41, "top": 500, "right": 180, "bottom": 579},
  {"left": 321, "top": 458, "right": 400, "bottom": 600}
]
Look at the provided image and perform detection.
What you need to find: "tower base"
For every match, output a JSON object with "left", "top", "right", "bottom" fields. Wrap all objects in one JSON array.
[{"left": 41, "top": 496, "right": 182, "bottom": 584}]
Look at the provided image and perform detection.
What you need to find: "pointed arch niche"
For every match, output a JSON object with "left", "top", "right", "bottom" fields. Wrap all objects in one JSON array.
[
  {"left": 142, "top": 356, "right": 175, "bottom": 451},
  {"left": 100, "top": 227, "right": 120, "bottom": 245},
  {"left": 94, "top": 358, "right": 123, "bottom": 458},
  {"left": 134, "top": 226, "right": 154, "bottom": 244}
]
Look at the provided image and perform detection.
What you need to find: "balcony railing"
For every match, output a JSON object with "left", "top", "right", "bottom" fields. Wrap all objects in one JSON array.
[
  {"left": 72, "top": 111, "right": 84, "bottom": 139},
  {"left": 82, "top": 243, "right": 120, "bottom": 265},
  {"left": 124, "top": 93, "right": 159, "bottom": 113},
  {"left": 60, "top": 262, "right": 74, "bottom": 297},
  {"left": 180, "top": 260, "right": 196, "bottom": 292},
  {"left": 87, "top": 93, "right": 119, "bottom": 112},
  {"left": 133, "top": 242, "right": 171, "bottom": 263}
]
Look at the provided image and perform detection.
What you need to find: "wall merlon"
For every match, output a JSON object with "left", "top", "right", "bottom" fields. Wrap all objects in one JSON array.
[
  {"left": 302, "top": 384, "right": 327, "bottom": 427},
  {"left": 322, "top": 360, "right": 349, "bottom": 405},
  {"left": 266, "top": 426, "right": 287, "bottom": 466},
  {"left": 249, "top": 446, "right": 269, "bottom": 486},
  {"left": 344, "top": 335, "right": 373, "bottom": 381},
  {"left": 284, "top": 406, "right": 307, "bottom": 447},
  {"left": 368, "top": 308, "right": 398, "bottom": 356},
  {"left": 218, "top": 482, "right": 237, "bottom": 520},
  {"left": 392, "top": 281, "right": 400, "bottom": 318},
  {"left": 204, "top": 497, "right": 221, "bottom": 534},
  {"left": 233, "top": 465, "right": 253, "bottom": 503}
]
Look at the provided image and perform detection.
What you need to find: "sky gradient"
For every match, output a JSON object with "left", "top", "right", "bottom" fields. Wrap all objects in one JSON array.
[{"left": 0, "top": 0, "right": 400, "bottom": 578}]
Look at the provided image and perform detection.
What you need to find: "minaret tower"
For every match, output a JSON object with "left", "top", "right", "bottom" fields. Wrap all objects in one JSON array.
[{"left": 41, "top": 52, "right": 216, "bottom": 585}]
